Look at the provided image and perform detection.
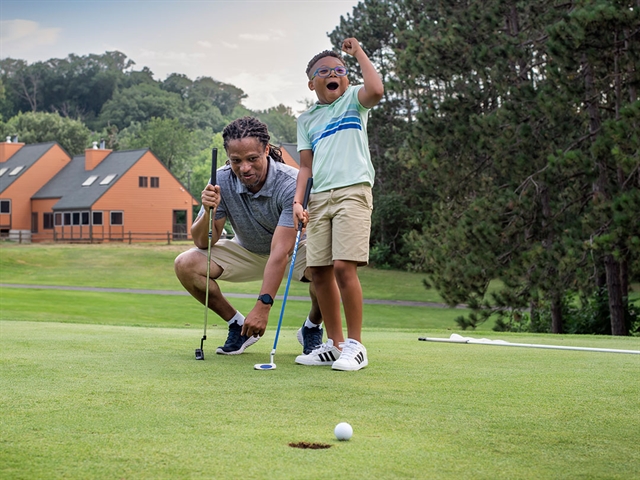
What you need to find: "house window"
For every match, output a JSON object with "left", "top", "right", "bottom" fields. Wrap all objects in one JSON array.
[
  {"left": 100, "top": 174, "right": 117, "bottom": 185},
  {"left": 92, "top": 211, "right": 103, "bottom": 225},
  {"left": 82, "top": 212, "right": 90, "bottom": 225},
  {"left": 54, "top": 213, "right": 63, "bottom": 226},
  {"left": 82, "top": 175, "right": 99, "bottom": 186},
  {"left": 9, "top": 166, "right": 24, "bottom": 176},
  {"left": 72, "top": 212, "right": 81, "bottom": 225},
  {"left": 139, "top": 176, "right": 148, "bottom": 187},
  {"left": 110, "top": 211, "right": 123, "bottom": 226},
  {"left": 0, "top": 200, "right": 10, "bottom": 213},
  {"left": 150, "top": 176, "right": 160, "bottom": 188},
  {"left": 0, "top": 168, "right": 7, "bottom": 176},
  {"left": 43, "top": 213, "right": 54, "bottom": 229},
  {"left": 64, "top": 213, "right": 71, "bottom": 225}
]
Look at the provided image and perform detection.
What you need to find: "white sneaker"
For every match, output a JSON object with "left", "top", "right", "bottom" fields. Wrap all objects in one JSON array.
[
  {"left": 295, "top": 339, "right": 341, "bottom": 366},
  {"left": 332, "top": 339, "right": 368, "bottom": 371}
]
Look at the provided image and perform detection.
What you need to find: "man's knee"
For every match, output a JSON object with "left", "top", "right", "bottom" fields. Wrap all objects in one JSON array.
[{"left": 174, "top": 250, "right": 198, "bottom": 278}]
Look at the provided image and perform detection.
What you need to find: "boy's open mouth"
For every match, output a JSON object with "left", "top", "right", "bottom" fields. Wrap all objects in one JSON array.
[{"left": 327, "top": 82, "right": 340, "bottom": 91}]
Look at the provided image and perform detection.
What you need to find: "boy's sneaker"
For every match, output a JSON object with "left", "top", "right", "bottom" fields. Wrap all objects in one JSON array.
[
  {"left": 296, "top": 322, "right": 324, "bottom": 354},
  {"left": 216, "top": 321, "right": 260, "bottom": 355},
  {"left": 295, "top": 339, "right": 341, "bottom": 366},
  {"left": 332, "top": 339, "right": 368, "bottom": 371}
]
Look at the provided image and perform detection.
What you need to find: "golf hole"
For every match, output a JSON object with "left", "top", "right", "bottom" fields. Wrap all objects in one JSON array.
[{"left": 288, "top": 442, "right": 331, "bottom": 450}]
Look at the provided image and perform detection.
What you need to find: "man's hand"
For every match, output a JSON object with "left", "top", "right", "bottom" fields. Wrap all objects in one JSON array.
[
  {"left": 201, "top": 184, "right": 221, "bottom": 210},
  {"left": 241, "top": 303, "right": 271, "bottom": 338},
  {"left": 342, "top": 37, "right": 363, "bottom": 57}
]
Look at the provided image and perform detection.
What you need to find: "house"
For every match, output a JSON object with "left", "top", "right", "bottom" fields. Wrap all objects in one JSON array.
[
  {"left": 280, "top": 143, "right": 300, "bottom": 168},
  {"left": 0, "top": 138, "right": 198, "bottom": 243}
]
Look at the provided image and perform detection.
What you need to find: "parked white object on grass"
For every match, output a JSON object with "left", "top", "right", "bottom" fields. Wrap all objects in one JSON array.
[{"left": 419, "top": 333, "right": 640, "bottom": 355}]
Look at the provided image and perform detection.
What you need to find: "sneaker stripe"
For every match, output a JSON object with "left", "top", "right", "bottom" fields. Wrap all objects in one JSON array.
[{"left": 355, "top": 352, "right": 364, "bottom": 364}]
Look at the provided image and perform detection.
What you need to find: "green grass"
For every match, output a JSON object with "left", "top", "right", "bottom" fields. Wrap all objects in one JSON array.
[
  {"left": 1, "top": 243, "right": 639, "bottom": 478},
  {"left": 1, "top": 321, "right": 638, "bottom": 479}
]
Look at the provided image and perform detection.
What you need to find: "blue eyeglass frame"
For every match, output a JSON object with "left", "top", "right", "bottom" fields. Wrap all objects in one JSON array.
[{"left": 310, "top": 66, "right": 349, "bottom": 80}]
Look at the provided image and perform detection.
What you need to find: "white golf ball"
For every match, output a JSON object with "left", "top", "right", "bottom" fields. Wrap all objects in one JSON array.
[{"left": 334, "top": 422, "right": 353, "bottom": 441}]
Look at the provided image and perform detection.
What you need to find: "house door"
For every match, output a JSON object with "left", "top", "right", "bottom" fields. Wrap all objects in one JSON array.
[
  {"left": 31, "top": 212, "right": 38, "bottom": 233},
  {"left": 173, "top": 210, "right": 187, "bottom": 240}
]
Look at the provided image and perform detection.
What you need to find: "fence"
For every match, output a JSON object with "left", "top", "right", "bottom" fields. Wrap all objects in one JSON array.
[{"left": 7, "top": 231, "right": 194, "bottom": 245}]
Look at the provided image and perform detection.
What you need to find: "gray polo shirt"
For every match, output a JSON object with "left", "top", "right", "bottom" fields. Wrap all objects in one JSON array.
[{"left": 198, "top": 158, "right": 298, "bottom": 255}]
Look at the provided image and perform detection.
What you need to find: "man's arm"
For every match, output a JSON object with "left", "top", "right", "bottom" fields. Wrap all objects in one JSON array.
[
  {"left": 241, "top": 225, "right": 297, "bottom": 337},
  {"left": 342, "top": 37, "right": 384, "bottom": 108}
]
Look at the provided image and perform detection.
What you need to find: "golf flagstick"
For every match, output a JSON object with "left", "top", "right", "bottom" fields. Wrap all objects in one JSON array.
[
  {"left": 195, "top": 148, "right": 218, "bottom": 360},
  {"left": 255, "top": 177, "right": 313, "bottom": 370}
]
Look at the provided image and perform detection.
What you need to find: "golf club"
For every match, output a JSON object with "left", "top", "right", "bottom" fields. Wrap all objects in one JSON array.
[
  {"left": 195, "top": 148, "right": 217, "bottom": 360},
  {"left": 254, "top": 177, "right": 313, "bottom": 370}
]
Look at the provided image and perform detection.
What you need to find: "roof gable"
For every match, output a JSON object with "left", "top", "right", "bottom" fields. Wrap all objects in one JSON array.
[{"left": 0, "top": 142, "right": 58, "bottom": 194}]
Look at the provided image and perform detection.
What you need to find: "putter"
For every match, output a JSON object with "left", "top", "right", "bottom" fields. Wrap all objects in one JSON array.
[
  {"left": 254, "top": 177, "right": 313, "bottom": 370},
  {"left": 195, "top": 148, "right": 218, "bottom": 360}
]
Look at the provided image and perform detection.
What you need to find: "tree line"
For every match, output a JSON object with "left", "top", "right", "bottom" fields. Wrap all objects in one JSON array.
[
  {"left": 0, "top": 51, "right": 298, "bottom": 196},
  {"left": 1, "top": 1, "right": 637, "bottom": 335},
  {"left": 330, "top": 0, "right": 639, "bottom": 335}
]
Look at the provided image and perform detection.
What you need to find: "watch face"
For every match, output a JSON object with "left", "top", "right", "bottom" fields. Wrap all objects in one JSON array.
[{"left": 259, "top": 294, "right": 273, "bottom": 305}]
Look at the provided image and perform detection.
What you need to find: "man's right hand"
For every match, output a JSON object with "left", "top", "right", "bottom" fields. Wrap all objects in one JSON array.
[{"left": 201, "top": 184, "right": 221, "bottom": 210}]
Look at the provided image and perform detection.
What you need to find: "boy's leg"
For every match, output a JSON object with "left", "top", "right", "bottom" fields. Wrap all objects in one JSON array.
[
  {"left": 333, "top": 259, "right": 363, "bottom": 342},
  {"left": 311, "top": 265, "right": 344, "bottom": 345}
]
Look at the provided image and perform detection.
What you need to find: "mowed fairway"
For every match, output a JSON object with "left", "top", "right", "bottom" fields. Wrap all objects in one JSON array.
[{"left": 1, "top": 243, "right": 639, "bottom": 479}]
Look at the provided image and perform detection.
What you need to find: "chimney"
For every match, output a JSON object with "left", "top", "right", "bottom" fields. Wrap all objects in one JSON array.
[
  {"left": 85, "top": 144, "right": 112, "bottom": 171},
  {"left": 0, "top": 137, "right": 25, "bottom": 163}
]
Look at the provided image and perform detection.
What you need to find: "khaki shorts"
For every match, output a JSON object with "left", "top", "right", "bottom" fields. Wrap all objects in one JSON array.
[
  {"left": 193, "top": 238, "right": 309, "bottom": 283},
  {"left": 306, "top": 183, "right": 373, "bottom": 267}
]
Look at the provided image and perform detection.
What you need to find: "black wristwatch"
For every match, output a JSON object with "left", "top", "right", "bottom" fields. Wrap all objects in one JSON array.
[{"left": 257, "top": 293, "right": 274, "bottom": 306}]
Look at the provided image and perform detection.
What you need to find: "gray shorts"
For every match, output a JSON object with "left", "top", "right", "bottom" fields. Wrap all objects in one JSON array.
[{"left": 193, "top": 238, "right": 309, "bottom": 283}]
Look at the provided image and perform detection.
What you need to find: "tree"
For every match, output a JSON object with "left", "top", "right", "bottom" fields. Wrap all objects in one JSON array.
[
  {"left": 255, "top": 104, "right": 297, "bottom": 144},
  {"left": 97, "top": 83, "right": 183, "bottom": 129},
  {"left": 1, "top": 111, "right": 90, "bottom": 155}
]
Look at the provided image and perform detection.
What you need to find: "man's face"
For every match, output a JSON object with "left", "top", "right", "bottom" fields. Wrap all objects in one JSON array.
[
  {"left": 226, "top": 137, "right": 269, "bottom": 193},
  {"left": 308, "top": 56, "right": 349, "bottom": 105}
]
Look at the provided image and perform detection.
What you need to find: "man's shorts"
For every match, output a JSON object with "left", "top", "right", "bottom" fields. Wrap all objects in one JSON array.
[
  {"left": 306, "top": 183, "right": 373, "bottom": 267},
  {"left": 193, "top": 237, "right": 309, "bottom": 283}
]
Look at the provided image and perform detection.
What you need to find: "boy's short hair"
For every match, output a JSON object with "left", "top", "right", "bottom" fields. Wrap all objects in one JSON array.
[{"left": 306, "top": 50, "right": 344, "bottom": 78}]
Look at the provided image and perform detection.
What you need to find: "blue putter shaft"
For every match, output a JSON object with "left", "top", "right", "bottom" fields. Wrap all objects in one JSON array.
[{"left": 256, "top": 177, "right": 313, "bottom": 370}]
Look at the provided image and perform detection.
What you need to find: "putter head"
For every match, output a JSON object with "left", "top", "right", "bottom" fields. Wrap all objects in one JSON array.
[
  {"left": 254, "top": 363, "right": 276, "bottom": 370},
  {"left": 195, "top": 348, "right": 204, "bottom": 360}
]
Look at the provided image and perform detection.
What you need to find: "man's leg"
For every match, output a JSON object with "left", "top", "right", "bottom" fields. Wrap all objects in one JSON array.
[{"left": 174, "top": 247, "right": 260, "bottom": 355}]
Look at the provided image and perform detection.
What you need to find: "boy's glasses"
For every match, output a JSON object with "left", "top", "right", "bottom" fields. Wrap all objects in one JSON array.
[{"left": 310, "top": 66, "right": 349, "bottom": 80}]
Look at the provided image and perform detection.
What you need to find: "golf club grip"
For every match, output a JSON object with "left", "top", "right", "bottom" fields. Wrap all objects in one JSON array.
[
  {"left": 210, "top": 148, "right": 217, "bottom": 186},
  {"left": 302, "top": 177, "right": 313, "bottom": 210}
]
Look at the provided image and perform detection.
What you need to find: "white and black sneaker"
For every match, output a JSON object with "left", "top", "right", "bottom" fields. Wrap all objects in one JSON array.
[
  {"left": 332, "top": 339, "right": 368, "bottom": 371},
  {"left": 295, "top": 339, "right": 341, "bottom": 366}
]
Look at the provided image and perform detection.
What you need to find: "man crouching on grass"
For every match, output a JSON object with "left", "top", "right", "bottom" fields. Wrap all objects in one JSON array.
[{"left": 174, "top": 117, "right": 324, "bottom": 357}]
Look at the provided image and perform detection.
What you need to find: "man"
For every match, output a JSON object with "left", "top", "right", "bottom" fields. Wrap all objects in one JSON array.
[{"left": 174, "top": 117, "right": 323, "bottom": 355}]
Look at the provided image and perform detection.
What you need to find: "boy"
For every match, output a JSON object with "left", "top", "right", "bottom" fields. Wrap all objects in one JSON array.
[{"left": 293, "top": 38, "right": 384, "bottom": 371}]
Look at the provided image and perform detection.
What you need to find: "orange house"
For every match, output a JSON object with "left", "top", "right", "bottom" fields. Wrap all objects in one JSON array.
[
  {"left": 0, "top": 139, "right": 198, "bottom": 243},
  {"left": 0, "top": 140, "right": 71, "bottom": 240},
  {"left": 280, "top": 143, "right": 301, "bottom": 169}
]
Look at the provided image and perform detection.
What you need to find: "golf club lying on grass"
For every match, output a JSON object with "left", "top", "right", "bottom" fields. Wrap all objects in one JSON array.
[
  {"left": 419, "top": 333, "right": 640, "bottom": 355},
  {"left": 254, "top": 177, "right": 313, "bottom": 370},
  {"left": 195, "top": 148, "right": 217, "bottom": 361}
]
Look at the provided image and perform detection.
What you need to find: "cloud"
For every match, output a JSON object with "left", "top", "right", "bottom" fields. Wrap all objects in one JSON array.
[
  {"left": 197, "top": 40, "right": 212, "bottom": 48},
  {"left": 238, "top": 29, "right": 286, "bottom": 42},
  {"left": 0, "top": 19, "right": 61, "bottom": 52},
  {"left": 222, "top": 41, "right": 239, "bottom": 49},
  {"left": 225, "top": 71, "right": 309, "bottom": 112},
  {"left": 137, "top": 49, "right": 206, "bottom": 73}
]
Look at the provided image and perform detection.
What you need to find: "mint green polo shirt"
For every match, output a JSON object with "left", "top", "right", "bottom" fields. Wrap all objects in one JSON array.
[{"left": 297, "top": 85, "right": 375, "bottom": 193}]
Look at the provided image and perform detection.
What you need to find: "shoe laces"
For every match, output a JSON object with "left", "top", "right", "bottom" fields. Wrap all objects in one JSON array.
[
  {"left": 224, "top": 322, "right": 242, "bottom": 347},
  {"left": 338, "top": 341, "right": 361, "bottom": 360},
  {"left": 310, "top": 339, "right": 334, "bottom": 354}
]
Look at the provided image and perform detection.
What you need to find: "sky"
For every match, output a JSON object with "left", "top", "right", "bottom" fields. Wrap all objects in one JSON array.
[{"left": 0, "top": 0, "right": 360, "bottom": 113}]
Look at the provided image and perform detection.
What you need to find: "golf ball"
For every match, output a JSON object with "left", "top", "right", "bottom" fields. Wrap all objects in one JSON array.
[{"left": 334, "top": 422, "right": 353, "bottom": 441}]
